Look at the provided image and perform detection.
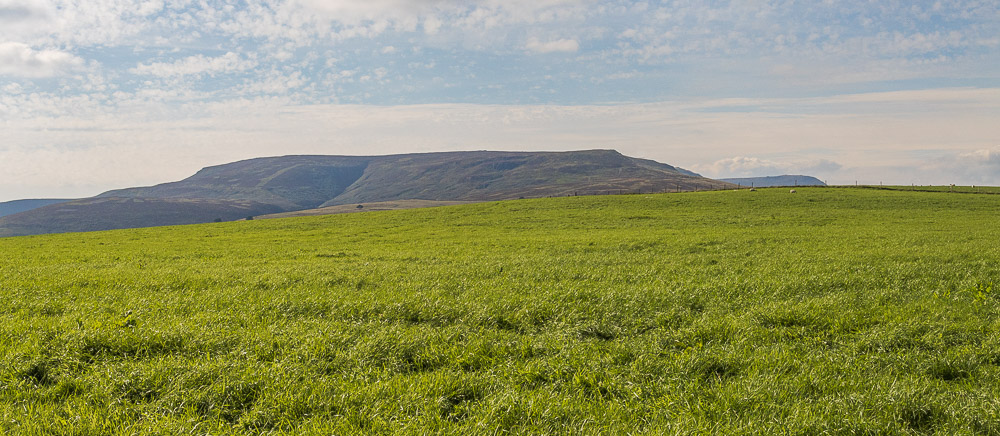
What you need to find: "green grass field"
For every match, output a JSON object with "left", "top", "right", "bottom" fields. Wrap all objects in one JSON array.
[{"left": 3, "top": 188, "right": 1000, "bottom": 434}]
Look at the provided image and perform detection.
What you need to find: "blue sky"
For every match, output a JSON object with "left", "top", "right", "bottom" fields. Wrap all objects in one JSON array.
[{"left": 1, "top": 0, "right": 999, "bottom": 201}]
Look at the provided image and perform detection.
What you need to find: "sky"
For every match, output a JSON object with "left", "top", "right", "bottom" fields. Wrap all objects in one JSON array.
[{"left": 1, "top": 0, "right": 999, "bottom": 201}]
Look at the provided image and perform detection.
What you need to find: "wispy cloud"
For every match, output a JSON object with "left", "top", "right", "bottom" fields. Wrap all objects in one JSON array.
[
  {"left": 2, "top": 0, "right": 996, "bottom": 102},
  {"left": 130, "top": 53, "right": 257, "bottom": 78},
  {"left": 526, "top": 37, "right": 579, "bottom": 54}
]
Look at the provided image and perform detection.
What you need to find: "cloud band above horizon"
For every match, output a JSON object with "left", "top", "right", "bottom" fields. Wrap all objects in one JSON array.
[{"left": 2, "top": 87, "right": 998, "bottom": 201}]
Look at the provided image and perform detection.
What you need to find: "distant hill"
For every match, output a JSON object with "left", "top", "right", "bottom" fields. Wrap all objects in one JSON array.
[
  {"left": 99, "top": 150, "right": 721, "bottom": 206},
  {"left": 719, "top": 175, "right": 826, "bottom": 188},
  {"left": 0, "top": 150, "right": 735, "bottom": 237},
  {"left": 0, "top": 199, "right": 73, "bottom": 218}
]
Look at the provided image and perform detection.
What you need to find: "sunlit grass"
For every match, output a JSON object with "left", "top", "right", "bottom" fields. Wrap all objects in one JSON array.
[{"left": 2, "top": 188, "right": 1000, "bottom": 434}]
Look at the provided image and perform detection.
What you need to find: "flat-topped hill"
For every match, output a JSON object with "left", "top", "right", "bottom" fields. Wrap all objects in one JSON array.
[{"left": 0, "top": 150, "right": 732, "bottom": 236}]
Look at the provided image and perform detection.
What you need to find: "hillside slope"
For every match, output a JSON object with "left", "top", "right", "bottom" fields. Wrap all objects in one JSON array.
[
  {"left": 0, "top": 198, "right": 282, "bottom": 237},
  {"left": 100, "top": 155, "right": 370, "bottom": 210},
  {"left": 0, "top": 199, "right": 73, "bottom": 218},
  {"left": 0, "top": 150, "right": 732, "bottom": 237}
]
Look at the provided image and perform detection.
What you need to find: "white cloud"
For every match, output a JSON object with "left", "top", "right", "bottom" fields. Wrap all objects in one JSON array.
[
  {"left": 238, "top": 70, "right": 307, "bottom": 95},
  {"left": 294, "top": 0, "right": 456, "bottom": 25},
  {"left": 0, "top": 0, "right": 51, "bottom": 24},
  {"left": 700, "top": 157, "right": 787, "bottom": 178},
  {"left": 130, "top": 52, "right": 257, "bottom": 77},
  {"left": 605, "top": 0, "right": 1000, "bottom": 83},
  {"left": 880, "top": 145, "right": 1000, "bottom": 186},
  {"left": 0, "top": 0, "right": 54, "bottom": 42},
  {"left": 696, "top": 157, "right": 845, "bottom": 178},
  {"left": 135, "top": 0, "right": 163, "bottom": 17},
  {"left": 11, "top": 0, "right": 158, "bottom": 46},
  {"left": 946, "top": 146, "right": 1000, "bottom": 183},
  {"left": 423, "top": 15, "right": 442, "bottom": 34},
  {"left": 2, "top": 82, "right": 23, "bottom": 93},
  {"left": 959, "top": 147, "right": 1000, "bottom": 167},
  {"left": 219, "top": 0, "right": 595, "bottom": 47},
  {"left": 525, "top": 37, "right": 579, "bottom": 53},
  {"left": 0, "top": 42, "right": 83, "bottom": 77}
]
